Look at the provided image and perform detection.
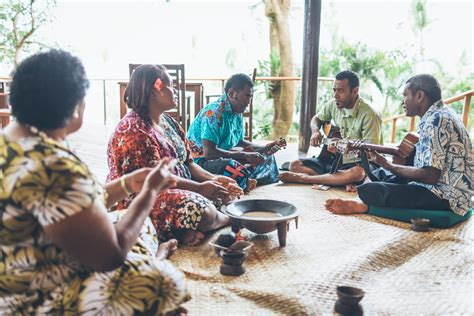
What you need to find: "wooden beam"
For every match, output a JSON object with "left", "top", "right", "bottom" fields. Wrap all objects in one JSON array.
[
  {"left": 299, "top": 0, "right": 322, "bottom": 153},
  {"left": 462, "top": 94, "right": 471, "bottom": 126}
]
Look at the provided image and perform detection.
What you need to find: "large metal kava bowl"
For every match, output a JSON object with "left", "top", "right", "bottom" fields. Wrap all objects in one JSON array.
[{"left": 223, "top": 199, "right": 298, "bottom": 247}]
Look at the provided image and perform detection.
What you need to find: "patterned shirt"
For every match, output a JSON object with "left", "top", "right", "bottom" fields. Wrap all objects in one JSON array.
[
  {"left": 187, "top": 94, "right": 244, "bottom": 161},
  {"left": 412, "top": 100, "right": 473, "bottom": 215},
  {"left": 317, "top": 97, "right": 383, "bottom": 144}
]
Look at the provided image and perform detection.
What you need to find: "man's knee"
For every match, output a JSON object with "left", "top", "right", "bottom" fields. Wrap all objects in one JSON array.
[
  {"left": 349, "top": 166, "right": 366, "bottom": 182},
  {"left": 357, "top": 182, "right": 386, "bottom": 206},
  {"left": 289, "top": 159, "right": 303, "bottom": 172}
]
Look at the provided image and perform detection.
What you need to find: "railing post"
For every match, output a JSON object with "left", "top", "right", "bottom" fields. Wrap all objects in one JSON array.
[
  {"left": 102, "top": 80, "right": 107, "bottom": 125},
  {"left": 462, "top": 94, "right": 471, "bottom": 126},
  {"left": 391, "top": 118, "right": 397, "bottom": 143}
]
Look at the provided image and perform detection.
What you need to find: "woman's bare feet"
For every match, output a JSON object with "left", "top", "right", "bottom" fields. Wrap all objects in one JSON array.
[
  {"left": 156, "top": 239, "right": 178, "bottom": 260},
  {"left": 278, "top": 171, "right": 309, "bottom": 184},
  {"left": 179, "top": 230, "right": 205, "bottom": 246},
  {"left": 245, "top": 178, "right": 257, "bottom": 193},
  {"left": 324, "top": 198, "right": 368, "bottom": 215}
]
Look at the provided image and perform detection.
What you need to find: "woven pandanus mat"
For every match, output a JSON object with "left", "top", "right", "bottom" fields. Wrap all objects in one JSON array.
[{"left": 171, "top": 183, "right": 473, "bottom": 315}]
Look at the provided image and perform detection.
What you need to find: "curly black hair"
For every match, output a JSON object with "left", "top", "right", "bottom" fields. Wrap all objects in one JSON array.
[
  {"left": 9, "top": 49, "right": 89, "bottom": 130},
  {"left": 124, "top": 64, "right": 167, "bottom": 124},
  {"left": 224, "top": 73, "right": 254, "bottom": 93}
]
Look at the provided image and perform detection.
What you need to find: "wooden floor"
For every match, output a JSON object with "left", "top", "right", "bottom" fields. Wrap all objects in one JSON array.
[{"left": 69, "top": 122, "right": 312, "bottom": 182}]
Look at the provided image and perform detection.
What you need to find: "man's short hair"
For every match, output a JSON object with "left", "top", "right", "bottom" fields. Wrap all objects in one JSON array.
[
  {"left": 335, "top": 70, "right": 360, "bottom": 91},
  {"left": 224, "top": 73, "right": 254, "bottom": 93},
  {"left": 405, "top": 74, "right": 442, "bottom": 103}
]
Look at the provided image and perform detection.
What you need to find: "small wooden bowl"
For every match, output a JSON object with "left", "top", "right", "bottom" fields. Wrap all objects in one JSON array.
[
  {"left": 410, "top": 218, "right": 430, "bottom": 232},
  {"left": 336, "top": 286, "right": 365, "bottom": 306}
]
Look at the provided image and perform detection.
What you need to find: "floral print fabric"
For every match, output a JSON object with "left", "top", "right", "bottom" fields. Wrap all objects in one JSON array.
[
  {"left": 0, "top": 134, "right": 189, "bottom": 315},
  {"left": 107, "top": 111, "right": 211, "bottom": 241},
  {"left": 412, "top": 100, "right": 473, "bottom": 215}
]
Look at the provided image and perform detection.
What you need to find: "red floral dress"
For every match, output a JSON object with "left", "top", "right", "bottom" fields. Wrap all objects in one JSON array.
[{"left": 107, "top": 111, "right": 212, "bottom": 241}]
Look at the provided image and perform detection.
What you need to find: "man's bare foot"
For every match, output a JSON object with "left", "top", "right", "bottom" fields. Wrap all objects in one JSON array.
[
  {"left": 179, "top": 230, "right": 205, "bottom": 246},
  {"left": 156, "top": 239, "right": 178, "bottom": 260},
  {"left": 345, "top": 184, "right": 358, "bottom": 193},
  {"left": 245, "top": 178, "right": 257, "bottom": 193},
  {"left": 278, "top": 171, "right": 309, "bottom": 184},
  {"left": 324, "top": 198, "right": 368, "bottom": 215}
]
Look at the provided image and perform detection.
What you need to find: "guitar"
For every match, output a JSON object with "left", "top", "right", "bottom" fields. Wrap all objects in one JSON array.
[
  {"left": 328, "top": 132, "right": 419, "bottom": 166},
  {"left": 316, "top": 125, "right": 342, "bottom": 162}
]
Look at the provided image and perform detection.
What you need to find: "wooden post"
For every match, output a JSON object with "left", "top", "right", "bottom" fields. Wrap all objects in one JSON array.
[
  {"left": 462, "top": 94, "right": 471, "bottom": 126},
  {"left": 391, "top": 118, "right": 397, "bottom": 143},
  {"left": 299, "top": 0, "right": 322, "bottom": 153},
  {"left": 409, "top": 117, "right": 416, "bottom": 132}
]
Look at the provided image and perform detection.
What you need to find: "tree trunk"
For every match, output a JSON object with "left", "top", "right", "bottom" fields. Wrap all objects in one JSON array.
[{"left": 265, "top": 0, "right": 295, "bottom": 139}]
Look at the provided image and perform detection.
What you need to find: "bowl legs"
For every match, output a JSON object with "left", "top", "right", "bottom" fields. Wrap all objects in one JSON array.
[
  {"left": 231, "top": 221, "right": 242, "bottom": 234},
  {"left": 277, "top": 221, "right": 288, "bottom": 247}
]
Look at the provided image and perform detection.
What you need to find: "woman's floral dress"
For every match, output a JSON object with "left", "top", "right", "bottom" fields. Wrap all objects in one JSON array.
[
  {"left": 107, "top": 111, "right": 213, "bottom": 241},
  {"left": 0, "top": 133, "right": 190, "bottom": 315}
]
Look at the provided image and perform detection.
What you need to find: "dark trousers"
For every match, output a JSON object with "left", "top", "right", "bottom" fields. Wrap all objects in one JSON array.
[{"left": 357, "top": 182, "right": 451, "bottom": 211}]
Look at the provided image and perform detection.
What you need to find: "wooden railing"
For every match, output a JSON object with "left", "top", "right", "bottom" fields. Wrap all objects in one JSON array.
[{"left": 383, "top": 90, "right": 473, "bottom": 143}]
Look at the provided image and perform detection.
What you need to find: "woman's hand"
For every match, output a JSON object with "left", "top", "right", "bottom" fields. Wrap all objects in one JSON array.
[
  {"left": 198, "top": 180, "right": 229, "bottom": 201},
  {"left": 213, "top": 176, "right": 243, "bottom": 199},
  {"left": 123, "top": 168, "right": 153, "bottom": 193},
  {"left": 142, "top": 158, "right": 177, "bottom": 195}
]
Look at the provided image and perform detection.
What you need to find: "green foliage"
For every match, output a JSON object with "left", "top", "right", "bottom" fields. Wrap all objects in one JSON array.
[
  {"left": 257, "top": 50, "right": 281, "bottom": 98},
  {"left": 0, "top": 0, "right": 55, "bottom": 67},
  {"left": 252, "top": 0, "right": 472, "bottom": 142},
  {"left": 253, "top": 122, "right": 272, "bottom": 139},
  {"left": 411, "top": 0, "right": 431, "bottom": 33}
]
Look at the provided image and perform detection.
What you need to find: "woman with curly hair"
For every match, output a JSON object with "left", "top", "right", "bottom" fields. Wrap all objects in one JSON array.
[
  {"left": 107, "top": 64, "right": 242, "bottom": 246},
  {"left": 0, "top": 50, "right": 189, "bottom": 315}
]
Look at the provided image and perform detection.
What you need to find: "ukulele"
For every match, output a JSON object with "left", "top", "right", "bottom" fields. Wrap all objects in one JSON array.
[
  {"left": 240, "top": 138, "right": 287, "bottom": 156},
  {"left": 259, "top": 138, "right": 287, "bottom": 155}
]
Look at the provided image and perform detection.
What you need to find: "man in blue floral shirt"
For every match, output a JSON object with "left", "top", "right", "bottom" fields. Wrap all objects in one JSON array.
[
  {"left": 325, "top": 74, "right": 473, "bottom": 217},
  {"left": 187, "top": 73, "right": 283, "bottom": 191}
]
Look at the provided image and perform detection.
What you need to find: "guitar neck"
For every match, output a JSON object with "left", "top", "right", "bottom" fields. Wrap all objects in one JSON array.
[
  {"left": 324, "top": 138, "right": 401, "bottom": 157},
  {"left": 362, "top": 143, "right": 400, "bottom": 156}
]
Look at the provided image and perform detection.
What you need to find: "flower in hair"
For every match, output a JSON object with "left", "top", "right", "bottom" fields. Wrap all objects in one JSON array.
[{"left": 154, "top": 78, "right": 163, "bottom": 92}]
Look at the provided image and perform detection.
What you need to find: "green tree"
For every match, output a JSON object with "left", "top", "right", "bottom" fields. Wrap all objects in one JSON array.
[
  {"left": 411, "top": 0, "right": 432, "bottom": 62},
  {"left": 264, "top": 0, "right": 295, "bottom": 139},
  {"left": 0, "top": 0, "right": 56, "bottom": 67}
]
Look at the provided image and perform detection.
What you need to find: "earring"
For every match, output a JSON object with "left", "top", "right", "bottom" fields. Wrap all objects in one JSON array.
[{"left": 72, "top": 110, "right": 79, "bottom": 119}]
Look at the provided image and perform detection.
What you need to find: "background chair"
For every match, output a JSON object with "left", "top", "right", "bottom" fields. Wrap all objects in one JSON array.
[
  {"left": 0, "top": 79, "right": 11, "bottom": 128},
  {"left": 243, "top": 68, "right": 256, "bottom": 140}
]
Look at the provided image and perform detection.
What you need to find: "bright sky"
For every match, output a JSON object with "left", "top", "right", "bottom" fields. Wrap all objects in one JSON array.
[{"left": 26, "top": 0, "right": 472, "bottom": 79}]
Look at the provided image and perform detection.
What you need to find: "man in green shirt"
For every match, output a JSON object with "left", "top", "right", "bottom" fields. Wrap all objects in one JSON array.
[{"left": 279, "top": 70, "right": 382, "bottom": 190}]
